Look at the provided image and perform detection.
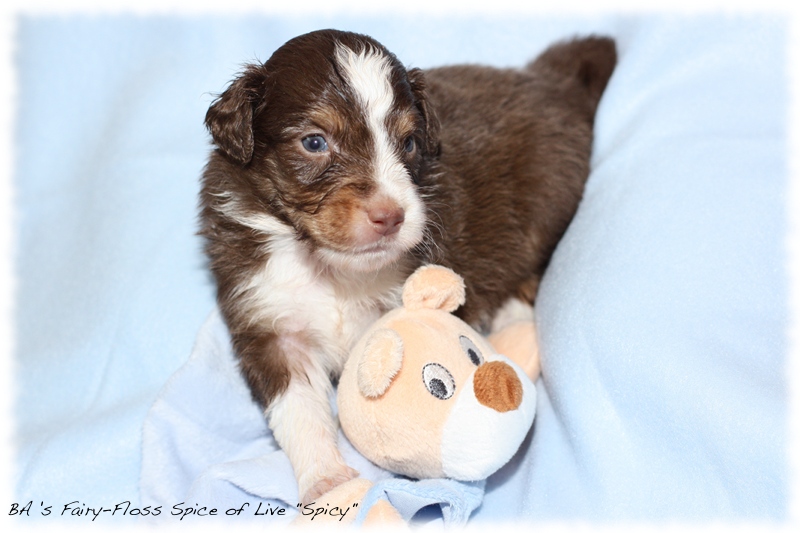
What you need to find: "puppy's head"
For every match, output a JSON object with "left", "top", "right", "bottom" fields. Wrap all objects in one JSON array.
[{"left": 205, "top": 29, "right": 439, "bottom": 272}]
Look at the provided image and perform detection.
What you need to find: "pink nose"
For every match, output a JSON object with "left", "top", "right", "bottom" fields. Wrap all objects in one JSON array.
[{"left": 367, "top": 203, "right": 405, "bottom": 236}]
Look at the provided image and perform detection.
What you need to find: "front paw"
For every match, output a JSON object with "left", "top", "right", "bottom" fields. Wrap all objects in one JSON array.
[{"left": 301, "top": 465, "right": 359, "bottom": 505}]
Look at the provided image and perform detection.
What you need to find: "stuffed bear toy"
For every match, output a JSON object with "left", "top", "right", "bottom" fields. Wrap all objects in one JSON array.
[{"left": 295, "top": 264, "right": 539, "bottom": 525}]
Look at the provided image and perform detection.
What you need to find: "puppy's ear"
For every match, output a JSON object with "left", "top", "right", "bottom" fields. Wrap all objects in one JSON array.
[
  {"left": 527, "top": 36, "right": 617, "bottom": 114},
  {"left": 205, "top": 65, "right": 266, "bottom": 165},
  {"left": 407, "top": 68, "right": 441, "bottom": 156}
]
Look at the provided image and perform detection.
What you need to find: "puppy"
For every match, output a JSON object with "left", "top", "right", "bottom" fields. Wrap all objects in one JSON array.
[{"left": 199, "top": 29, "right": 616, "bottom": 503}]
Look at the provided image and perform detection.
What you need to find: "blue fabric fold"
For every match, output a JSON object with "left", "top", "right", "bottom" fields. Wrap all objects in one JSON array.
[{"left": 357, "top": 478, "right": 486, "bottom": 526}]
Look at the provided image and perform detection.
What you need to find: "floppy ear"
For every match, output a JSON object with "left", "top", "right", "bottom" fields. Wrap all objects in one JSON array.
[
  {"left": 357, "top": 329, "right": 404, "bottom": 398},
  {"left": 407, "top": 68, "right": 441, "bottom": 156},
  {"left": 204, "top": 64, "right": 266, "bottom": 165},
  {"left": 402, "top": 265, "right": 465, "bottom": 313}
]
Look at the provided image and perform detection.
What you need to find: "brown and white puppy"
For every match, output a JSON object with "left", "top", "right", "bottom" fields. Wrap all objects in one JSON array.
[{"left": 199, "top": 29, "right": 616, "bottom": 503}]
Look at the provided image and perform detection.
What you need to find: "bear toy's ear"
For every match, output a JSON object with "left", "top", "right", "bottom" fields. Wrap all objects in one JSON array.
[
  {"left": 357, "top": 329, "right": 404, "bottom": 398},
  {"left": 402, "top": 265, "right": 466, "bottom": 313}
]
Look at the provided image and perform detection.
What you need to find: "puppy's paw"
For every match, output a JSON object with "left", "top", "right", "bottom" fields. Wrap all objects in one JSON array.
[{"left": 301, "top": 465, "right": 359, "bottom": 505}]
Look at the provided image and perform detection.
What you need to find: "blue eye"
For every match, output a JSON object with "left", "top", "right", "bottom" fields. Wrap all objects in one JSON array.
[
  {"left": 302, "top": 135, "right": 328, "bottom": 153},
  {"left": 404, "top": 137, "right": 415, "bottom": 153}
]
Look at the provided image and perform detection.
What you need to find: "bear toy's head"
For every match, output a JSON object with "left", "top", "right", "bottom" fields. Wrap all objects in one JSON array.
[{"left": 337, "top": 265, "right": 537, "bottom": 481}]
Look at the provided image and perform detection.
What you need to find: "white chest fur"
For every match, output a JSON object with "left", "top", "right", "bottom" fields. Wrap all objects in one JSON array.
[{"left": 239, "top": 233, "right": 405, "bottom": 374}]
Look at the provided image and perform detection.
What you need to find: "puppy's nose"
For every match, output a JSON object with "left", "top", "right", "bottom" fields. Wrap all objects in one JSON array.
[
  {"left": 367, "top": 202, "right": 405, "bottom": 236},
  {"left": 473, "top": 361, "right": 523, "bottom": 413}
]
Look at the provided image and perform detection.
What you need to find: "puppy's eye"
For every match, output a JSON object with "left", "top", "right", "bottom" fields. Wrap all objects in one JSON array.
[
  {"left": 459, "top": 336, "right": 483, "bottom": 366},
  {"left": 302, "top": 135, "right": 328, "bottom": 153},
  {"left": 422, "top": 363, "right": 455, "bottom": 400},
  {"left": 404, "top": 136, "right": 415, "bottom": 153}
]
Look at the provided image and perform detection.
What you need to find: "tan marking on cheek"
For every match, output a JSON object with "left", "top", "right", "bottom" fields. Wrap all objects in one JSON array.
[{"left": 310, "top": 186, "right": 371, "bottom": 248}]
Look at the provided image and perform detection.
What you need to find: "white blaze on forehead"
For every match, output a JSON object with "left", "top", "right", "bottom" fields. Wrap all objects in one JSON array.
[
  {"left": 334, "top": 43, "right": 426, "bottom": 257},
  {"left": 334, "top": 43, "right": 399, "bottom": 183},
  {"left": 334, "top": 43, "right": 395, "bottom": 128}
]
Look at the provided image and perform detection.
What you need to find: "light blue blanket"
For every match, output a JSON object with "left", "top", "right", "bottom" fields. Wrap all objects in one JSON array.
[{"left": 14, "top": 13, "right": 787, "bottom": 526}]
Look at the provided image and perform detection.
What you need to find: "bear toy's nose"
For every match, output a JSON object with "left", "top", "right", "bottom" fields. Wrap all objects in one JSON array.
[{"left": 473, "top": 361, "right": 523, "bottom": 412}]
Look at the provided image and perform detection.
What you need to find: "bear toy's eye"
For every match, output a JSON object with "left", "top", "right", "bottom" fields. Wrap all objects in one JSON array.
[
  {"left": 302, "top": 134, "right": 328, "bottom": 153},
  {"left": 422, "top": 363, "right": 455, "bottom": 400},
  {"left": 459, "top": 335, "right": 483, "bottom": 366}
]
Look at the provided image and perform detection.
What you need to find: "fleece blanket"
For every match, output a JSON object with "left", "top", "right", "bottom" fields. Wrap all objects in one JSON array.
[{"left": 13, "top": 12, "right": 787, "bottom": 527}]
